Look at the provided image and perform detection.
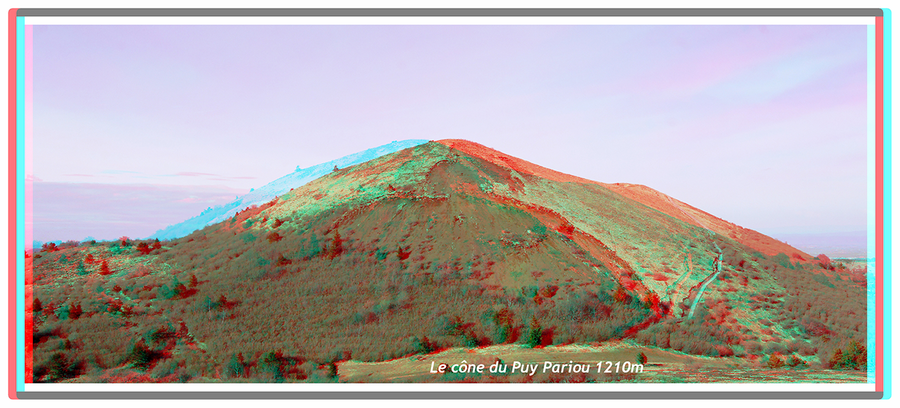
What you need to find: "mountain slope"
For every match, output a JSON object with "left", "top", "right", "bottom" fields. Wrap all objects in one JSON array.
[
  {"left": 438, "top": 139, "right": 807, "bottom": 260},
  {"left": 29, "top": 139, "right": 866, "bottom": 383},
  {"left": 228, "top": 141, "right": 842, "bottom": 341},
  {"left": 149, "top": 139, "right": 429, "bottom": 240}
]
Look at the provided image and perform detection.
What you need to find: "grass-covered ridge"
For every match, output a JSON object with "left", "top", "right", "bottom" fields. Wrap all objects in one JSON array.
[{"left": 28, "top": 141, "right": 867, "bottom": 383}]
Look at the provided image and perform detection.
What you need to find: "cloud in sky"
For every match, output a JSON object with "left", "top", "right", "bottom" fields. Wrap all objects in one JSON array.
[
  {"left": 174, "top": 172, "right": 217, "bottom": 177},
  {"left": 100, "top": 170, "right": 140, "bottom": 175},
  {"left": 173, "top": 171, "right": 257, "bottom": 180},
  {"left": 54, "top": 170, "right": 260, "bottom": 184}
]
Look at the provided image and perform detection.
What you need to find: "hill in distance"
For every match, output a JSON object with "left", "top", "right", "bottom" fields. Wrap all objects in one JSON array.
[
  {"left": 27, "top": 140, "right": 867, "bottom": 383},
  {"left": 149, "top": 139, "right": 429, "bottom": 240}
]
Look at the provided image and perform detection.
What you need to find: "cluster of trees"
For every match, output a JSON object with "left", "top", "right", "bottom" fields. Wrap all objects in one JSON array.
[
  {"left": 766, "top": 353, "right": 809, "bottom": 369},
  {"left": 828, "top": 341, "right": 867, "bottom": 371},
  {"left": 33, "top": 352, "right": 82, "bottom": 382}
]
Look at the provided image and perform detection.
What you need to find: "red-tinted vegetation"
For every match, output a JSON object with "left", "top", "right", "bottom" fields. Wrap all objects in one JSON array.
[{"left": 29, "top": 141, "right": 866, "bottom": 383}]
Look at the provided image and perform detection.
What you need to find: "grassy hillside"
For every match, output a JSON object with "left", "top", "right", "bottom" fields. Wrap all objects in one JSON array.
[{"left": 28, "top": 141, "right": 867, "bottom": 383}]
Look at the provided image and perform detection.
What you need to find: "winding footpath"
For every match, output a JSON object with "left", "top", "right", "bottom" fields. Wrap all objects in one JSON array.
[{"left": 664, "top": 196, "right": 723, "bottom": 319}]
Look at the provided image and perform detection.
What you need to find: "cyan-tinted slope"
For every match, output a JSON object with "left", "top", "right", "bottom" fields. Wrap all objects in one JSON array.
[{"left": 149, "top": 139, "right": 428, "bottom": 240}]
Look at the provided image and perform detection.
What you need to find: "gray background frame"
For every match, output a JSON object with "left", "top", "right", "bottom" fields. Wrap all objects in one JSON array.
[{"left": 11, "top": 7, "right": 886, "bottom": 400}]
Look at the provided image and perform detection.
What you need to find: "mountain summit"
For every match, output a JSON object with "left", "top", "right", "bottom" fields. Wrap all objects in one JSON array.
[{"left": 247, "top": 140, "right": 810, "bottom": 309}]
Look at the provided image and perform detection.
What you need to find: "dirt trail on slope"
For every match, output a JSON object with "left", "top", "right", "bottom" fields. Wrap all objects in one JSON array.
[{"left": 664, "top": 196, "right": 722, "bottom": 319}]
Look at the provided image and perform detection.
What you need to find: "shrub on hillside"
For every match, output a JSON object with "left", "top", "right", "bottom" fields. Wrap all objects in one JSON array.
[
  {"left": 36, "top": 352, "right": 81, "bottom": 382},
  {"left": 525, "top": 316, "right": 543, "bottom": 348},
  {"left": 767, "top": 354, "right": 785, "bottom": 369},
  {"left": 637, "top": 352, "right": 648, "bottom": 365},
  {"left": 829, "top": 341, "right": 867, "bottom": 370}
]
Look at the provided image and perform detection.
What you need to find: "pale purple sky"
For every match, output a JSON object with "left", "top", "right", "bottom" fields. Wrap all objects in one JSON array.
[{"left": 31, "top": 25, "right": 868, "bottom": 244}]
